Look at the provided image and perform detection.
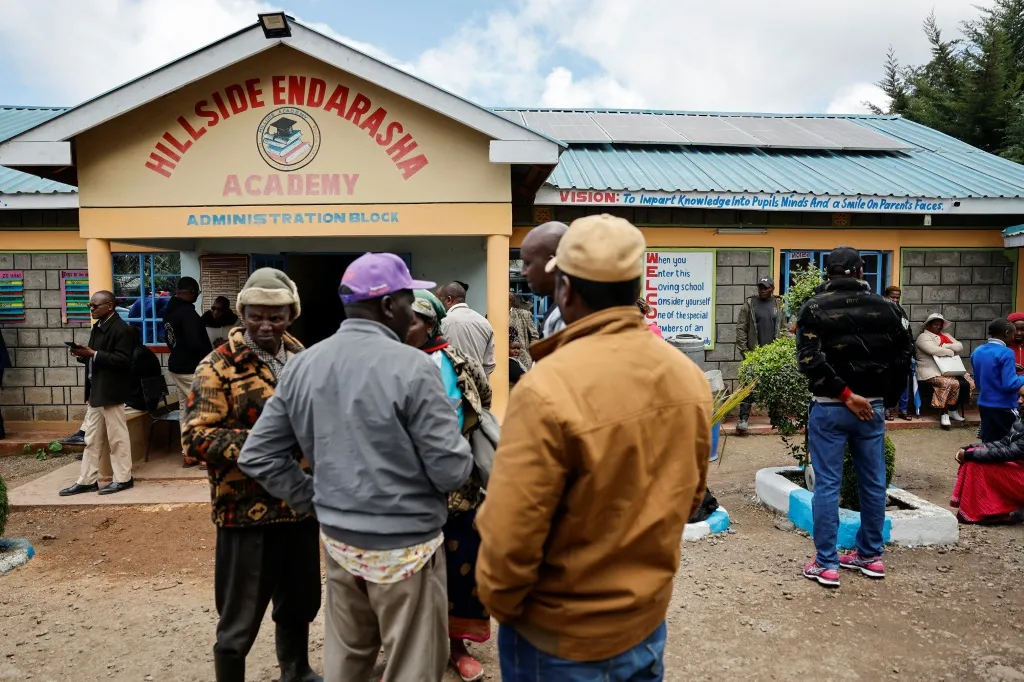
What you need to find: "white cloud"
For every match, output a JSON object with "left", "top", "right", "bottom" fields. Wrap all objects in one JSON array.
[
  {"left": 539, "top": 67, "right": 646, "bottom": 109},
  {"left": 0, "top": 0, "right": 988, "bottom": 116},
  {"left": 826, "top": 82, "right": 889, "bottom": 115}
]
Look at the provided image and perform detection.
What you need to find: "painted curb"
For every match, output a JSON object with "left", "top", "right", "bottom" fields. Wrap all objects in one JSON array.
[
  {"left": 0, "top": 538, "right": 35, "bottom": 574},
  {"left": 683, "top": 506, "right": 730, "bottom": 541},
  {"left": 755, "top": 466, "right": 958, "bottom": 547}
]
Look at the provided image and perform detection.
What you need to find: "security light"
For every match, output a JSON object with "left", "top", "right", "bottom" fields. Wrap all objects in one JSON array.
[{"left": 259, "top": 12, "right": 291, "bottom": 38}]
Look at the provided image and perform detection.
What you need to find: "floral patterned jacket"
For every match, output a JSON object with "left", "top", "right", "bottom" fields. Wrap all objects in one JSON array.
[
  {"left": 182, "top": 328, "right": 312, "bottom": 528},
  {"left": 441, "top": 345, "right": 492, "bottom": 515}
]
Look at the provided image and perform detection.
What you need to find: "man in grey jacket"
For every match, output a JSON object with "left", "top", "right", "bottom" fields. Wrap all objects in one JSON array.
[
  {"left": 735, "top": 275, "right": 785, "bottom": 433},
  {"left": 239, "top": 252, "right": 474, "bottom": 682}
]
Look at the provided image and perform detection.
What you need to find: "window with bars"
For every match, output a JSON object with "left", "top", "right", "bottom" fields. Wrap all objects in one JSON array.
[
  {"left": 112, "top": 253, "right": 182, "bottom": 345},
  {"left": 781, "top": 250, "right": 891, "bottom": 296}
]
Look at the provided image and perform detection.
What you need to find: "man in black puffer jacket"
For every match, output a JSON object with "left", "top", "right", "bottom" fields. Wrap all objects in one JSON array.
[{"left": 796, "top": 246, "right": 914, "bottom": 588}]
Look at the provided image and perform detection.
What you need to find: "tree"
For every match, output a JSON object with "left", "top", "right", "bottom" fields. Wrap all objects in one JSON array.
[{"left": 868, "top": 2, "right": 1024, "bottom": 161}]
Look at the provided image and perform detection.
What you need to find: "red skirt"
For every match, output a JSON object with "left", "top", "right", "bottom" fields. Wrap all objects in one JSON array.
[{"left": 950, "top": 461, "right": 1024, "bottom": 523}]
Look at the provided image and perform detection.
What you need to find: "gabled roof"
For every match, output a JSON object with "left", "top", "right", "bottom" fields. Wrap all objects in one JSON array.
[
  {"left": 1, "top": 20, "right": 562, "bottom": 152},
  {"left": 0, "top": 107, "right": 76, "bottom": 198}
]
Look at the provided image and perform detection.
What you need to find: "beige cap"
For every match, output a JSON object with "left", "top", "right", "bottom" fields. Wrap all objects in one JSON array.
[{"left": 544, "top": 214, "right": 646, "bottom": 282}]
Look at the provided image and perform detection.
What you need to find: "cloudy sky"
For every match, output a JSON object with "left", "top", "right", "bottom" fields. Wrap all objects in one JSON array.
[{"left": 0, "top": 0, "right": 982, "bottom": 114}]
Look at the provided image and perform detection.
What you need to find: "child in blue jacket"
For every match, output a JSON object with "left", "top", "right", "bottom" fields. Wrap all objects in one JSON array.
[{"left": 970, "top": 318, "right": 1024, "bottom": 441}]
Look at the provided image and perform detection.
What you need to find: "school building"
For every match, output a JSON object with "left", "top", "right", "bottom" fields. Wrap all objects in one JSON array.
[{"left": 2, "top": 14, "right": 1024, "bottom": 422}]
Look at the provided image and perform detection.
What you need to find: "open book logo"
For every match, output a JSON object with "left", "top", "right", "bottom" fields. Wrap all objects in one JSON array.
[{"left": 257, "top": 107, "right": 322, "bottom": 172}]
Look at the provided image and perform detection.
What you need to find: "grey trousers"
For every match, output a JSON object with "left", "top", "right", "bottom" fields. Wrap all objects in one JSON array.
[{"left": 323, "top": 547, "right": 448, "bottom": 682}]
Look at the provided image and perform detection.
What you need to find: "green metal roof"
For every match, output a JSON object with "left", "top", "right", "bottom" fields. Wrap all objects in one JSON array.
[
  {"left": 0, "top": 106, "right": 76, "bottom": 195},
  {"left": 494, "top": 109, "right": 1024, "bottom": 200}
]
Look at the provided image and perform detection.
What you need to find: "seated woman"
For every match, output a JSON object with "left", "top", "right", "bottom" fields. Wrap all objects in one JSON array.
[
  {"left": 952, "top": 422, "right": 1024, "bottom": 523},
  {"left": 405, "top": 289, "right": 491, "bottom": 682},
  {"left": 916, "top": 313, "right": 974, "bottom": 428}
]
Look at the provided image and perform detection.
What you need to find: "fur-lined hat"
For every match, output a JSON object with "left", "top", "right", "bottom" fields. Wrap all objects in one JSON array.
[{"left": 236, "top": 268, "right": 300, "bottom": 319}]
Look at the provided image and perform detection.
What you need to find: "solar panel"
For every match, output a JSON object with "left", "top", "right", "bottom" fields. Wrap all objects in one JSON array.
[
  {"left": 590, "top": 113, "right": 688, "bottom": 143},
  {"left": 656, "top": 115, "right": 762, "bottom": 147},
  {"left": 493, "top": 110, "right": 526, "bottom": 126},
  {"left": 789, "top": 118, "right": 915, "bottom": 151},
  {"left": 727, "top": 117, "right": 839, "bottom": 148},
  {"left": 521, "top": 111, "right": 611, "bottom": 142}
]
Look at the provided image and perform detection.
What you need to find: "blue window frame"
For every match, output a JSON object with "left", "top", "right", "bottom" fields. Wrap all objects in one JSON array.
[
  {"left": 781, "top": 250, "right": 891, "bottom": 296},
  {"left": 112, "top": 253, "right": 182, "bottom": 345}
]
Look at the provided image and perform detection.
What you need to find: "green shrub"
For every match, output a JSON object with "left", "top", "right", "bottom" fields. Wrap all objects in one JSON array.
[
  {"left": 782, "top": 263, "right": 824, "bottom": 319},
  {"left": 738, "top": 336, "right": 812, "bottom": 464},
  {"left": 0, "top": 475, "right": 8, "bottom": 539},
  {"left": 840, "top": 436, "right": 897, "bottom": 511}
]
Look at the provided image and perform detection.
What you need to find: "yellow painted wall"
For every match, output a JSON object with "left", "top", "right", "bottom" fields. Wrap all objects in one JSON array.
[
  {"left": 76, "top": 46, "right": 510, "bottom": 209},
  {"left": 0, "top": 231, "right": 168, "bottom": 252},
  {"left": 511, "top": 225, "right": 1008, "bottom": 286}
]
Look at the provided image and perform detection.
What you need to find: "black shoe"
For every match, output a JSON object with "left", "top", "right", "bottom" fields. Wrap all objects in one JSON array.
[
  {"left": 61, "top": 430, "right": 86, "bottom": 446},
  {"left": 75, "top": 453, "right": 83, "bottom": 461},
  {"left": 275, "top": 623, "right": 322, "bottom": 682},
  {"left": 98, "top": 478, "right": 134, "bottom": 495},
  {"left": 59, "top": 482, "right": 99, "bottom": 496},
  {"left": 214, "top": 653, "right": 246, "bottom": 682}
]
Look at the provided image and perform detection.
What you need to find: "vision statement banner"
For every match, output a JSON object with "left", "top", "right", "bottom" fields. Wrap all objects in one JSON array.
[{"left": 644, "top": 250, "right": 715, "bottom": 348}]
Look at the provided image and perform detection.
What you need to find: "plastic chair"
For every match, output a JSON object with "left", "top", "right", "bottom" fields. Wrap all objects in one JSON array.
[{"left": 140, "top": 375, "right": 181, "bottom": 462}]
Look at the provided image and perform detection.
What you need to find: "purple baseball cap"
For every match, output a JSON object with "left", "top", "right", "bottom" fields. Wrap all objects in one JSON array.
[{"left": 339, "top": 253, "right": 435, "bottom": 304}]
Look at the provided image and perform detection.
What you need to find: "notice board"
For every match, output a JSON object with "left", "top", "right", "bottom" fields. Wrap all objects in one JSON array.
[
  {"left": 61, "top": 270, "right": 91, "bottom": 324},
  {"left": 200, "top": 255, "right": 251, "bottom": 312},
  {"left": 643, "top": 249, "right": 716, "bottom": 348},
  {"left": 0, "top": 270, "right": 25, "bottom": 324}
]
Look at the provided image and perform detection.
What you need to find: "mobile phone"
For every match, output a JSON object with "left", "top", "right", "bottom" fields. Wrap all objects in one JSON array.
[{"left": 64, "top": 341, "right": 83, "bottom": 349}]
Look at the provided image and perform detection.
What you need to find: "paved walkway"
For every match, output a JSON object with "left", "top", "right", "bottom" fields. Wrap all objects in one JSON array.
[
  {"left": 719, "top": 409, "right": 980, "bottom": 435},
  {"left": 8, "top": 449, "right": 208, "bottom": 508}
]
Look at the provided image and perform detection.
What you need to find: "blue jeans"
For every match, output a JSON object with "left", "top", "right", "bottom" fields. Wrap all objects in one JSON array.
[
  {"left": 808, "top": 400, "right": 887, "bottom": 568},
  {"left": 898, "top": 358, "right": 915, "bottom": 413},
  {"left": 498, "top": 622, "right": 666, "bottom": 682}
]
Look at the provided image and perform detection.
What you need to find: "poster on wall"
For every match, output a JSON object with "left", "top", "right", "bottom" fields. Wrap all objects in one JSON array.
[
  {"left": 199, "top": 255, "right": 251, "bottom": 313},
  {"left": 0, "top": 270, "right": 25, "bottom": 324},
  {"left": 643, "top": 250, "right": 715, "bottom": 348},
  {"left": 60, "top": 270, "right": 91, "bottom": 324}
]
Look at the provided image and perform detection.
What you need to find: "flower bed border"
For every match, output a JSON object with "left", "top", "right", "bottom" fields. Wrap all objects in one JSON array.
[
  {"left": 754, "top": 466, "right": 958, "bottom": 547},
  {"left": 683, "top": 507, "right": 730, "bottom": 541}
]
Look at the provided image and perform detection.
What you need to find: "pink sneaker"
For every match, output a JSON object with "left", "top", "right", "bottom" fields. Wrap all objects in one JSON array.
[
  {"left": 803, "top": 560, "right": 840, "bottom": 587},
  {"left": 840, "top": 552, "right": 885, "bottom": 578}
]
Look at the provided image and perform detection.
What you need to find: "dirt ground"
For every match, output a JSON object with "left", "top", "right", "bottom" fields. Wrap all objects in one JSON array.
[{"left": 1, "top": 428, "right": 1023, "bottom": 681}]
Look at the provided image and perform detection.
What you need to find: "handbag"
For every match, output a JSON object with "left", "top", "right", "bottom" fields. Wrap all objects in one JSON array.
[
  {"left": 468, "top": 409, "right": 501, "bottom": 488},
  {"left": 934, "top": 354, "right": 967, "bottom": 377}
]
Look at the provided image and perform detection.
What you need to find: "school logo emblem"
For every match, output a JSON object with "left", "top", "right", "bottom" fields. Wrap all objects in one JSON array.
[{"left": 257, "top": 107, "right": 321, "bottom": 171}]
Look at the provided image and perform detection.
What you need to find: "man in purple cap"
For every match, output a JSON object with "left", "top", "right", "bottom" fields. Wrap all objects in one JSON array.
[{"left": 239, "top": 252, "right": 474, "bottom": 682}]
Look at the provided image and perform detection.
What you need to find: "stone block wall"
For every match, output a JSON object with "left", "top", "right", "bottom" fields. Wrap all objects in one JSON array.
[
  {"left": 900, "top": 249, "right": 1014, "bottom": 368},
  {"left": 700, "top": 249, "right": 773, "bottom": 386},
  {"left": 0, "top": 252, "right": 92, "bottom": 422}
]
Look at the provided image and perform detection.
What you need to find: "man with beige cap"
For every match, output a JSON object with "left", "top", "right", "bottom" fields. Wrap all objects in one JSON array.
[{"left": 476, "top": 214, "right": 712, "bottom": 681}]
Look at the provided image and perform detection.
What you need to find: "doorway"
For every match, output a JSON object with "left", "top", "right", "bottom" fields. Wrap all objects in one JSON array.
[{"left": 284, "top": 253, "right": 359, "bottom": 347}]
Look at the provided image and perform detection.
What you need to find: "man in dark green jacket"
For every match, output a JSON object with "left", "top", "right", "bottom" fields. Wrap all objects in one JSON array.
[{"left": 736, "top": 275, "right": 784, "bottom": 433}]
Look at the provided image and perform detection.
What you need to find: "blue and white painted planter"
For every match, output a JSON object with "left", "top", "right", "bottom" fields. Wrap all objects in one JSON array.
[
  {"left": 0, "top": 539, "right": 35, "bottom": 574},
  {"left": 755, "top": 466, "right": 958, "bottom": 547},
  {"left": 683, "top": 506, "right": 730, "bottom": 541}
]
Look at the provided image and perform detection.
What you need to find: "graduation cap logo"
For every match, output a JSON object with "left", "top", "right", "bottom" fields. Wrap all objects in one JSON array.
[{"left": 257, "top": 107, "right": 321, "bottom": 172}]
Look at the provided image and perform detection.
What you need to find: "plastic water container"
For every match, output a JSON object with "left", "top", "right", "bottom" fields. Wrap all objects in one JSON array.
[
  {"left": 704, "top": 369, "right": 725, "bottom": 393},
  {"left": 710, "top": 422, "right": 721, "bottom": 462},
  {"left": 666, "top": 333, "right": 705, "bottom": 366}
]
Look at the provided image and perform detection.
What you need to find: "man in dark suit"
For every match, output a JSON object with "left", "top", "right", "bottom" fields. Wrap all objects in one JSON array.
[{"left": 60, "top": 290, "right": 136, "bottom": 496}]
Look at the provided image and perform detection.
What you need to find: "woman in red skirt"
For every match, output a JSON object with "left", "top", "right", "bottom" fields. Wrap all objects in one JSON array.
[{"left": 952, "top": 421, "right": 1024, "bottom": 523}]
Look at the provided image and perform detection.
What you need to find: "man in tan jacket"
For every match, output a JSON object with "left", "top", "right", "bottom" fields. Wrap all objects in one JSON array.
[{"left": 476, "top": 214, "right": 712, "bottom": 681}]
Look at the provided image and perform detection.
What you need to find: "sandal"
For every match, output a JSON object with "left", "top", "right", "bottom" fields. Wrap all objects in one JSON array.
[
  {"left": 884, "top": 408, "right": 895, "bottom": 421},
  {"left": 898, "top": 412, "right": 912, "bottom": 421},
  {"left": 450, "top": 652, "right": 483, "bottom": 682}
]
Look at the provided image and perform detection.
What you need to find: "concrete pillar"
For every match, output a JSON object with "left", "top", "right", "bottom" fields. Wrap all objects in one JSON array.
[
  {"left": 486, "top": 234, "right": 510, "bottom": 419},
  {"left": 86, "top": 238, "right": 113, "bottom": 297}
]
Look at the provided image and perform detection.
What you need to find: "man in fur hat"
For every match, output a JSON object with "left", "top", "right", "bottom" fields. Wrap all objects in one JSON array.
[{"left": 183, "top": 268, "right": 321, "bottom": 682}]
